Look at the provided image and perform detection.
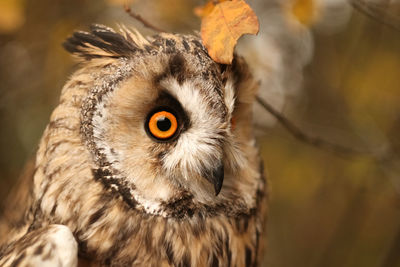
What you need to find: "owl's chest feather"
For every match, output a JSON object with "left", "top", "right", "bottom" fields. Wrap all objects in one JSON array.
[{"left": 76, "top": 205, "right": 262, "bottom": 267}]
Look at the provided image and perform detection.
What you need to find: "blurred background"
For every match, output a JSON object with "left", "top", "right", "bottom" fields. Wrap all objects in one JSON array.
[{"left": 0, "top": 0, "right": 399, "bottom": 266}]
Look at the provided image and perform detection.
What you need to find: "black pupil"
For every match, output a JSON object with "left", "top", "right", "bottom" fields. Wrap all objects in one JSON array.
[{"left": 157, "top": 116, "right": 171, "bottom": 131}]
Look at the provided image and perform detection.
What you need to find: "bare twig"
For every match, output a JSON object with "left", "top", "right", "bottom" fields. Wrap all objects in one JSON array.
[
  {"left": 256, "top": 96, "right": 367, "bottom": 156},
  {"left": 124, "top": 5, "right": 165, "bottom": 33},
  {"left": 350, "top": 0, "right": 400, "bottom": 32}
]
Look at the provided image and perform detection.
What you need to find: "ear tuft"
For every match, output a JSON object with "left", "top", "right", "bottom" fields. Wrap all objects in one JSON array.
[{"left": 63, "top": 24, "right": 143, "bottom": 60}]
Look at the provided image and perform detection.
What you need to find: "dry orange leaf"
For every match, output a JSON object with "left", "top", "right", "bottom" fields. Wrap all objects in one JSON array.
[
  {"left": 194, "top": 0, "right": 228, "bottom": 18},
  {"left": 201, "top": 0, "right": 259, "bottom": 64}
]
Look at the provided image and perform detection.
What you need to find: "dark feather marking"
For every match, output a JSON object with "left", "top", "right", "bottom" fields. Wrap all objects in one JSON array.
[
  {"left": 182, "top": 40, "right": 190, "bottom": 51},
  {"left": 219, "top": 64, "right": 228, "bottom": 74},
  {"left": 152, "top": 36, "right": 163, "bottom": 47},
  {"left": 202, "top": 71, "right": 210, "bottom": 80},
  {"left": 245, "top": 246, "right": 252, "bottom": 267},
  {"left": 164, "top": 240, "right": 174, "bottom": 264},
  {"left": 180, "top": 252, "right": 191, "bottom": 267},
  {"left": 157, "top": 151, "right": 167, "bottom": 162},
  {"left": 90, "top": 25, "right": 136, "bottom": 53},
  {"left": 44, "top": 140, "right": 76, "bottom": 156},
  {"left": 27, "top": 182, "right": 51, "bottom": 232},
  {"left": 47, "top": 167, "right": 65, "bottom": 181},
  {"left": 105, "top": 216, "right": 138, "bottom": 262},
  {"left": 73, "top": 31, "right": 109, "bottom": 50},
  {"left": 63, "top": 24, "right": 138, "bottom": 59},
  {"left": 50, "top": 202, "right": 57, "bottom": 216},
  {"left": 10, "top": 252, "right": 25, "bottom": 267},
  {"left": 157, "top": 221, "right": 168, "bottom": 248},
  {"left": 211, "top": 254, "right": 219, "bottom": 267},
  {"left": 233, "top": 218, "right": 249, "bottom": 234},
  {"left": 191, "top": 39, "right": 203, "bottom": 49},
  {"left": 192, "top": 217, "right": 205, "bottom": 238},
  {"left": 165, "top": 39, "right": 176, "bottom": 53},
  {"left": 78, "top": 239, "right": 88, "bottom": 256},
  {"left": 145, "top": 45, "right": 153, "bottom": 52},
  {"left": 34, "top": 244, "right": 44, "bottom": 255},
  {"left": 225, "top": 238, "right": 232, "bottom": 267},
  {"left": 144, "top": 223, "right": 153, "bottom": 252},
  {"left": 88, "top": 205, "right": 107, "bottom": 225},
  {"left": 255, "top": 229, "right": 260, "bottom": 266},
  {"left": 162, "top": 192, "right": 195, "bottom": 219},
  {"left": 116, "top": 182, "right": 137, "bottom": 208},
  {"left": 154, "top": 52, "right": 189, "bottom": 86},
  {"left": 215, "top": 232, "right": 224, "bottom": 256},
  {"left": 168, "top": 53, "right": 186, "bottom": 85},
  {"left": 165, "top": 39, "right": 175, "bottom": 47},
  {"left": 41, "top": 244, "right": 53, "bottom": 261},
  {"left": 63, "top": 36, "right": 84, "bottom": 54},
  {"left": 243, "top": 218, "right": 249, "bottom": 232},
  {"left": 92, "top": 168, "right": 137, "bottom": 209},
  {"left": 92, "top": 168, "right": 111, "bottom": 180},
  {"left": 87, "top": 27, "right": 118, "bottom": 44},
  {"left": 104, "top": 257, "right": 111, "bottom": 265},
  {"left": 48, "top": 120, "right": 76, "bottom": 132}
]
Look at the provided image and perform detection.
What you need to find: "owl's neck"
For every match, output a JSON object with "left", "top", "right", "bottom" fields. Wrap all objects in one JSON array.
[{"left": 75, "top": 190, "right": 266, "bottom": 266}]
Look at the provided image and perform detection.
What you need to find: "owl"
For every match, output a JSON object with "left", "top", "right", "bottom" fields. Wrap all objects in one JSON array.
[{"left": 0, "top": 24, "right": 267, "bottom": 266}]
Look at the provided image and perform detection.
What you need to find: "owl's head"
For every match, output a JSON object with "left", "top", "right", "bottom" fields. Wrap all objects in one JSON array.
[{"left": 61, "top": 25, "right": 260, "bottom": 217}]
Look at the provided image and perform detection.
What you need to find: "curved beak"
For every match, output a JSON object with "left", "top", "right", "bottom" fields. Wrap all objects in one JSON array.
[{"left": 203, "top": 163, "right": 224, "bottom": 196}]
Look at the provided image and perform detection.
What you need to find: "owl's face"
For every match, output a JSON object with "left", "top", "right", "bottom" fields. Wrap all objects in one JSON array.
[{"left": 63, "top": 25, "right": 259, "bottom": 216}]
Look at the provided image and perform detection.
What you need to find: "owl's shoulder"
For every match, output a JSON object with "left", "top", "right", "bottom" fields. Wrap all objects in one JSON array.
[{"left": 0, "top": 224, "right": 77, "bottom": 267}]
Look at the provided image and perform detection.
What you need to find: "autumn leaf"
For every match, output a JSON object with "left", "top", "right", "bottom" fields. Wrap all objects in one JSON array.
[
  {"left": 200, "top": 0, "right": 259, "bottom": 64},
  {"left": 194, "top": 0, "right": 228, "bottom": 18}
]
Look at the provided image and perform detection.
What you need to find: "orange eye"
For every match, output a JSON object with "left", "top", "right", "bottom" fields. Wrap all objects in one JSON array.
[{"left": 147, "top": 110, "right": 178, "bottom": 140}]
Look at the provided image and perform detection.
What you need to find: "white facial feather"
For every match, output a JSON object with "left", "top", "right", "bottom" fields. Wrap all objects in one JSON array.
[
  {"left": 161, "top": 79, "right": 225, "bottom": 178},
  {"left": 224, "top": 78, "right": 236, "bottom": 117}
]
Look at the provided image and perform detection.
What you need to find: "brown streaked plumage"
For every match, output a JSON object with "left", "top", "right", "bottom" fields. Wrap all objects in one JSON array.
[{"left": 0, "top": 24, "right": 267, "bottom": 267}]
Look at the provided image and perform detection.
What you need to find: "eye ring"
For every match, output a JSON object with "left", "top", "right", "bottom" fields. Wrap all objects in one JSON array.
[{"left": 146, "top": 109, "right": 178, "bottom": 141}]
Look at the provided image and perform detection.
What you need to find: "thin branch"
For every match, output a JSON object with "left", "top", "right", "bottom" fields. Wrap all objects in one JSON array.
[
  {"left": 124, "top": 5, "right": 165, "bottom": 33},
  {"left": 256, "top": 96, "right": 367, "bottom": 156},
  {"left": 350, "top": 0, "right": 400, "bottom": 32}
]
